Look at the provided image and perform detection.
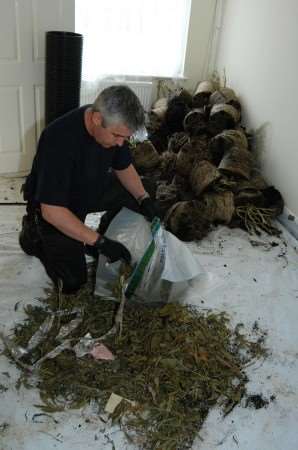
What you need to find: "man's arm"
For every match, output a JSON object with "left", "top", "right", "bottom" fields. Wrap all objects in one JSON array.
[
  {"left": 114, "top": 163, "right": 146, "bottom": 201},
  {"left": 41, "top": 204, "right": 99, "bottom": 245}
]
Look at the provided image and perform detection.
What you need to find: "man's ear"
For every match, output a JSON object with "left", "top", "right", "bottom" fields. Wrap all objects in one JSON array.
[{"left": 92, "top": 111, "right": 103, "bottom": 127}]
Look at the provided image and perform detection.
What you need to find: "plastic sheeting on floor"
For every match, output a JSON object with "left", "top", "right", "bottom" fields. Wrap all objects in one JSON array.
[
  {"left": 0, "top": 176, "right": 25, "bottom": 204},
  {"left": 0, "top": 205, "right": 298, "bottom": 450}
]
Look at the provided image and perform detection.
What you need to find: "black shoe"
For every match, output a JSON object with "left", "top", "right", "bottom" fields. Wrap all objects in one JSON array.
[{"left": 19, "top": 214, "right": 42, "bottom": 257}]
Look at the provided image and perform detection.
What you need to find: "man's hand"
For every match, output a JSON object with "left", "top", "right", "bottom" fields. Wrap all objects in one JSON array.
[
  {"left": 139, "top": 195, "right": 159, "bottom": 222},
  {"left": 94, "top": 236, "right": 131, "bottom": 264}
]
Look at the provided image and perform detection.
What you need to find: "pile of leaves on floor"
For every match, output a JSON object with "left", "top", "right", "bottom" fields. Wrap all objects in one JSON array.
[
  {"left": 132, "top": 77, "right": 284, "bottom": 242},
  {"left": 4, "top": 279, "right": 267, "bottom": 450}
]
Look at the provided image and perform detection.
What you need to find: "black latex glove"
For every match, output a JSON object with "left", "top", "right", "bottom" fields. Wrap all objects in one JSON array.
[
  {"left": 140, "top": 197, "right": 159, "bottom": 222},
  {"left": 94, "top": 236, "right": 131, "bottom": 264}
]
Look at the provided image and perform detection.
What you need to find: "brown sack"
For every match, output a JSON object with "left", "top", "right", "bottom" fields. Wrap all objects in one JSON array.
[
  {"left": 190, "top": 160, "right": 220, "bottom": 196},
  {"left": 219, "top": 146, "right": 253, "bottom": 180},
  {"left": 133, "top": 141, "right": 160, "bottom": 171}
]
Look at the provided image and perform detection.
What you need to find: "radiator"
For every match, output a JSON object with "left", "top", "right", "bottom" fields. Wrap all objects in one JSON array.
[{"left": 80, "top": 80, "right": 154, "bottom": 112}]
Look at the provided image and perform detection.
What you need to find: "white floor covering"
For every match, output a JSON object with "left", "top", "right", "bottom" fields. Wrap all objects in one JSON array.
[
  {"left": 0, "top": 202, "right": 298, "bottom": 450},
  {"left": 0, "top": 176, "right": 25, "bottom": 204}
]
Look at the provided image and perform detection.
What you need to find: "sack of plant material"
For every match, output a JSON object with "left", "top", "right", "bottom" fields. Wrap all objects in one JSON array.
[{"left": 94, "top": 208, "right": 205, "bottom": 303}]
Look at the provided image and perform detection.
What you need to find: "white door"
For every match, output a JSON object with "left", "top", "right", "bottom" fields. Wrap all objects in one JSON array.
[{"left": 0, "top": 0, "right": 74, "bottom": 175}]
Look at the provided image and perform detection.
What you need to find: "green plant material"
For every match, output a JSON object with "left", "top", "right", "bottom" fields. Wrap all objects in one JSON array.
[
  {"left": 0, "top": 383, "right": 8, "bottom": 393},
  {"left": 8, "top": 279, "right": 266, "bottom": 450},
  {"left": 0, "top": 422, "right": 10, "bottom": 434},
  {"left": 112, "top": 262, "right": 132, "bottom": 300},
  {"left": 128, "top": 136, "right": 138, "bottom": 149}
]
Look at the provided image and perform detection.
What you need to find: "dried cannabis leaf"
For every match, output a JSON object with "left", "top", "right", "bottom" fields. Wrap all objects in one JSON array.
[{"left": 9, "top": 280, "right": 266, "bottom": 450}]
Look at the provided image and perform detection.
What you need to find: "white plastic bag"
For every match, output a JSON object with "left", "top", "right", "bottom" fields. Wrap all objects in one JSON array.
[{"left": 94, "top": 208, "right": 205, "bottom": 303}]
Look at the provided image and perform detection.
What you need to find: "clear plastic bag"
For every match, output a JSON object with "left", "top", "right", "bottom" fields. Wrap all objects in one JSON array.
[{"left": 94, "top": 208, "right": 205, "bottom": 304}]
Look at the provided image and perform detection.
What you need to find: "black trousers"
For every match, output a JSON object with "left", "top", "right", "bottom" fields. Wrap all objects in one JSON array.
[{"left": 19, "top": 175, "right": 156, "bottom": 294}]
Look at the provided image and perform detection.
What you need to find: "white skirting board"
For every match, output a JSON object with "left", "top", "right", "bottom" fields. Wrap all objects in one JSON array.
[{"left": 278, "top": 206, "right": 298, "bottom": 240}]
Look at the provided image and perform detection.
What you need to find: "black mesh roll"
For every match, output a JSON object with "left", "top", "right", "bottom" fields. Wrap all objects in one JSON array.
[{"left": 45, "top": 31, "right": 83, "bottom": 126}]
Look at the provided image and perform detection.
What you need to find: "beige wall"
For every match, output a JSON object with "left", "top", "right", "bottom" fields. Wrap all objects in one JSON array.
[
  {"left": 215, "top": 0, "right": 298, "bottom": 216},
  {"left": 184, "top": 0, "right": 217, "bottom": 92}
]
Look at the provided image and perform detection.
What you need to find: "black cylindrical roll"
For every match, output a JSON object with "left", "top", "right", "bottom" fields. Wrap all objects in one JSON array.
[{"left": 45, "top": 31, "right": 83, "bottom": 126}]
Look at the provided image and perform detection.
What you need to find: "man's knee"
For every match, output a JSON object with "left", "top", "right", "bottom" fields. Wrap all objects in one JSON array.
[
  {"left": 41, "top": 259, "right": 87, "bottom": 295},
  {"left": 54, "top": 269, "right": 87, "bottom": 295},
  {"left": 60, "top": 277, "right": 86, "bottom": 295},
  {"left": 37, "top": 232, "right": 87, "bottom": 295}
]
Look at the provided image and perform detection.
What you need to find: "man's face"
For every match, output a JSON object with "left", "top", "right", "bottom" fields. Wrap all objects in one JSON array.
[{"left": 91, "top": 111, "right": 133, "bottom": 148}]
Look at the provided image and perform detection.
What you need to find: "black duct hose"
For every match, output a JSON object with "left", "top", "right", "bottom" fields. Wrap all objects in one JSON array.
[{"left": 45, "top": 31, "right": 83, "bottom": 126}]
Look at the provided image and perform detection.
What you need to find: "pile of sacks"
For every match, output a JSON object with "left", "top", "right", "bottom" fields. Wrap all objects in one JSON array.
[{"left": 132, "top": 81, "right": 284, "bottom": 241}]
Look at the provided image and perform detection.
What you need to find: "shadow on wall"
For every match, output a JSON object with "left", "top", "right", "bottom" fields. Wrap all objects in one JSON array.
[{"left": 250, "top": 121, "right": 272, "bottom": 170}]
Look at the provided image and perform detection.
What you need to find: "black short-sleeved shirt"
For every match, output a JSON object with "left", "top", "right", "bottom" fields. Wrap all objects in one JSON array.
[{"left": 26, "top": 106, "right": 132, "bottom": 221}]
